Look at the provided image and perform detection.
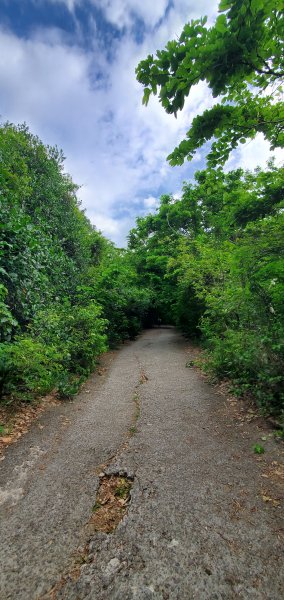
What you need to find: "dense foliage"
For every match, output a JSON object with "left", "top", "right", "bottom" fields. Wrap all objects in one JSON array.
[
  {"left": 134, "top": 0, "right": 284, "bottom": 418},
  {"left": 0, "top": 123, "right": 151, "bottom": 402},
  {"left": 128, "top": 162, "right": 284, "bottom": 417},
  {"left": 1, "top": 1, "right": 283, "bottom": 422},
  {"left": 136, "top": 0, "right": 284, "bottom": 166}
]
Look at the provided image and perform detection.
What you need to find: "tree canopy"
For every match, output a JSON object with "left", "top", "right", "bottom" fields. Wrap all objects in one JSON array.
[
  {"left": 136, "top": 0, "right": 284, "bottom": 166},
  {"left": 128, "top": 161, "right": 284, "bottom": 416}
]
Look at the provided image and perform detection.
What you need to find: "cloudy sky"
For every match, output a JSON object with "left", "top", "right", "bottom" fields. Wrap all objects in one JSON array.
[{"left": 0, "top": 0, "right": 282, "bottom": 245}]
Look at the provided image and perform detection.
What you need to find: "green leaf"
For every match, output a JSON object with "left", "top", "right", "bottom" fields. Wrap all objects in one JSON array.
[
  {"left": 215, "top": 14, "right": 227, "bottom": 33},
  {"left": 142, "top": 88, "right": 151, "bottom": 106},
  {"left": 218, "top": 0, "right": 232, "bottom": 13},
  {"left": 253, "top": 444, "right": 265, "bottom": 454},
  {"left": 250, "top": 0, "right": 261, "bottom": 15}
]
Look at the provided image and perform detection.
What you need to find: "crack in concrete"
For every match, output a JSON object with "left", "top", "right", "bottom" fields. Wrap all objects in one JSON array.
[{"left": 43, "top": 365, "right": 146, "bottom": 600}]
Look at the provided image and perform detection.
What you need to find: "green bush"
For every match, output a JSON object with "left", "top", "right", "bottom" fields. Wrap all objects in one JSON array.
[
  {"left": 88, "top": 249, "right": 152, "bottom": 345},
  {"left": 204, "top": 326, "right": 284, "bottom": 417},
  {"left": 0, "top": 284, "right": 18, "bottom": 342},
  {"left": 32, "top": 301, "right": 108, "bottom": 375},
  {"left": 0, "top": 338, "right": 63, "bottom": 401},
  {"left": 0, "top": 301, "right": 108, "bottom": 404}
]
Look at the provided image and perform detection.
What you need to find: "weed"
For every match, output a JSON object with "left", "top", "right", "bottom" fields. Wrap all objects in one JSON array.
[
  {"left": 115, "top": 478, "right": 132, "bottom": 499},
  {"left": 186, "top": 360, "right": 195, "bottom": 368},
  {"left": 274, "top": 429, "right": 284, "bottom": 440},
  {"left": 253, "top": 444, "right": 265, "bottom": 454}
]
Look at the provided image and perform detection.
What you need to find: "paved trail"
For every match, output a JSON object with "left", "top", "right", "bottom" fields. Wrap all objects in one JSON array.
[{"left": 0, "top": 329, "right": 283, "bottom": 599}]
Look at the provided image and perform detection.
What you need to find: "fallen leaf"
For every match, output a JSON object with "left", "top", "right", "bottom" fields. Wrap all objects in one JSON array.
[{"left": 1, "top": 436, "right": 13, "bottom": 443}]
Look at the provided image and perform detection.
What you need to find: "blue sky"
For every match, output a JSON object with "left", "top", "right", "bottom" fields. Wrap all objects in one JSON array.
[{"left": 0, "top": 0, "right": 282, "bottom": 245}]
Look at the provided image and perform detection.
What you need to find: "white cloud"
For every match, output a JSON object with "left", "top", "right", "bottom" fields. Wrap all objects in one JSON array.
[
  {"left": 93, "top": 0, "right": 169, "bottom": 29},
  {"left": 225, "top": 134, "right": 284, "bottom": 172},
  {"left": 48, "top": 0, "right": 217, "bottom": 29},
  {"left": 144, "top": 196, "right": 159, "bottom": 209}
]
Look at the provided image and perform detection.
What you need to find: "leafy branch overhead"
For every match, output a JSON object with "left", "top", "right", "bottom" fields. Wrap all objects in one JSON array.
[{"left": 136, "top": 0, "right": 284, "bottom": 166}]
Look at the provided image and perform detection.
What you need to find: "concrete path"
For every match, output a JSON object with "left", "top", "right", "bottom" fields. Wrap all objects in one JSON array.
[{"left": 0, "top": 328, "right": 283, "bottom": 599}]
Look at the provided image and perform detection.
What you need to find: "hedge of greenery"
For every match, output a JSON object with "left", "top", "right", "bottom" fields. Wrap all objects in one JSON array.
[
  {"left": 0, "top": 123, "right": 151, "bottom": 402},
  {"left": 128, "top": 165, "right": 284, "bottom": 418}
]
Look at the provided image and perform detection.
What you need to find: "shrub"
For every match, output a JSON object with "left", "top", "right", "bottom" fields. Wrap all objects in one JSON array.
[
  {"left": 0, "top": 284, "right": 18, "bottom": 342},
  {"left": 0, "top": 338, "right": 63, "bottom": 402},
  {"left": 203, "top": 326, "right": 284, "bottom": 417},
  {"left": 32, "top": 301, "right": 108, "bottom": 375}
]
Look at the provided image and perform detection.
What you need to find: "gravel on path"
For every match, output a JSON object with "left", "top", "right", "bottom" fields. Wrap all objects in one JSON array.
[{"left": 1, "top": 328, "right": 283, "bottom": 600}]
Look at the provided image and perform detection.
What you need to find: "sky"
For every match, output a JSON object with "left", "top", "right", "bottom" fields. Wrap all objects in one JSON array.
[{"left": 0, "top": 0, "right": 282, "bottom": 246}]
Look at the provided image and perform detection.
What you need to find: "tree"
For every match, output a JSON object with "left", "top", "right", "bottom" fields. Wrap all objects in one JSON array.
[
  {"left": 0, "top": 123, "right": 151, "bottom": 403},
  {"left": 136, "top": 0, "right": 284, "bottom": 166},
  {"left": 128, "top": 161, "right": 284, "bottom": 415}
]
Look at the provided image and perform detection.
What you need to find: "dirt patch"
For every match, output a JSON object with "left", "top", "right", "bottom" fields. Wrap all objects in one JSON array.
[
  {"left": 187, "top": 344, "right": 283, "bottom": 428},
  {"left": 89, "top": 473, "right": 133, "bottom": 534},
  {"left": 0, "top": 392, "right": 60, "bottom": 457},
  {"left": 44, "top": 473, "right": 134, "bottom": 599}
]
